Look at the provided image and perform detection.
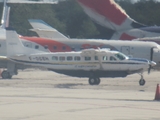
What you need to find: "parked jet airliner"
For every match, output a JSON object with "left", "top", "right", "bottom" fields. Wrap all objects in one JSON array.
[
  {"left": 5, "top": 29, "right": 156, "bottom": 86},
  {"left": 77, "top": 0, "right": 160, "bottom": 40}
]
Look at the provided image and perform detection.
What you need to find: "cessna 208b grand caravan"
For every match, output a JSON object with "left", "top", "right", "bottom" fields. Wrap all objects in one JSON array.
[{"left": 5, "top": 29, "right": 156, "bottom": 86}]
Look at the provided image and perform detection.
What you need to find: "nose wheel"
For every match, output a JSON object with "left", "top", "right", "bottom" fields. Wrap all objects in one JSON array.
[
  {"left": 88, "top": 77, "right": 101, "bottom": 85},
  {"left": 139, "top": 74, "right": 145, "bottom": 86}
]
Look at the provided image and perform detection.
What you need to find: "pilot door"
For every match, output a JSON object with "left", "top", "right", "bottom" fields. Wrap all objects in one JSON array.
[{"left": 150, "top": 47, "right": 160, "bottom": 63}]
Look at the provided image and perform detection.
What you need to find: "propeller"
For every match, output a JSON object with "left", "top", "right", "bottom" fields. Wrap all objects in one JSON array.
[
  {"left": 148, "top": 61, "right": 156, "bottom": 74},
  {"left": 148, "top": 65, "right": 151, "bottom": 74}
]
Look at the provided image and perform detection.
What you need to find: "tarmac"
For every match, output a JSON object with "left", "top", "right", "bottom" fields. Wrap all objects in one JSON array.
[{"left": 0, "top": 69, "right": 160, "bottom": 120}]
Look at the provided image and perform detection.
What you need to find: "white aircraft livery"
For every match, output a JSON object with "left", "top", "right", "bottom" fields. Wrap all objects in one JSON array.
[{"left": 5, "top": 29, "right": 156, "bottom": 86}]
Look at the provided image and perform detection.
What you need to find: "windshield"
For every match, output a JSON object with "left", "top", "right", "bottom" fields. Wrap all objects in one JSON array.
[{"left": 114, "top": 53, "right": 128, "bottom": 60}]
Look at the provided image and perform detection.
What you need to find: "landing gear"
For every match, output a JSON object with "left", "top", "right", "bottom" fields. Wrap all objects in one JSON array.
[
  {"left": 139, "top": 79, "right": 145, "bottom": 86},
  {"left": 1, "top": 70, "right": 12, "bottom": 79},
  {"left": 139, "top": 74, "right": 145, "bottom": 86},
  {"left": 88, "top": 77, "right": 101, "bottom": 85}
]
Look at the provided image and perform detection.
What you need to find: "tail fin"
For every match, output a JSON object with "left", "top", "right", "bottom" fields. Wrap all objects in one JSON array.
[
  {"left": 28, "top": 19, "right": 68, "bottom": 39},
  {"left": 1, "top": 0, "right": 10, "bottom": 28},
  {"left": 6, "top": 29, "right": 44, "bottom": 57},
  {"left": 77, "top": 0, "right": 146, "bottom": 31}
]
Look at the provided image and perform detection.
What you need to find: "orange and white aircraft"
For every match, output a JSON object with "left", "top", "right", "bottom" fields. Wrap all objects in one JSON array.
[{"left": 77, "top": 0, "right": 160, "bottom": 40}]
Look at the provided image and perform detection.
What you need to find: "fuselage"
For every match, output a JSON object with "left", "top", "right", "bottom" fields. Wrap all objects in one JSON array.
[
  {"left": 9, "top": 49, "right": 151, "bottom": 78},
  {"left": 0, "top": 36, "right": 160, "bottom": 70}
]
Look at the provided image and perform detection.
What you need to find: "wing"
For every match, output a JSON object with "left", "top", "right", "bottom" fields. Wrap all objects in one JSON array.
[{"left": 0, "top": 0, "right": 58, "bottom": 4}]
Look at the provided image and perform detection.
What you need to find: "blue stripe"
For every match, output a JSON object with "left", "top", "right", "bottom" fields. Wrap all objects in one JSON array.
[{"left": 11, "top": 58, "right": 146, "bottom": 66}]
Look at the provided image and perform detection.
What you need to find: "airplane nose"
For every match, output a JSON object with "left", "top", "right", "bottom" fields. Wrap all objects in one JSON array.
[{"left": 150, "top": 61, "right": 156, "bottom": 67}]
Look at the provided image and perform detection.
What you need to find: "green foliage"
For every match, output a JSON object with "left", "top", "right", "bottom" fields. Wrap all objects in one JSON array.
[{"left": 0, "top": 0, "right": 160, "bottom": 39}]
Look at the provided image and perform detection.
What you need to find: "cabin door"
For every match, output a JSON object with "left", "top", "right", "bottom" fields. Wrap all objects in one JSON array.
[{"left": 121, "top": 46, "right": 130, "bottom": 56}]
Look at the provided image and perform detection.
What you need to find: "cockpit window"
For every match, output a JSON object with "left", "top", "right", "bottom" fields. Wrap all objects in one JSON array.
[
  {"left": 114, "top": 53, "right": 127, "bottom": 60},
  {"left": 110, "top": 56, "right": 116, "bottom": 61}
]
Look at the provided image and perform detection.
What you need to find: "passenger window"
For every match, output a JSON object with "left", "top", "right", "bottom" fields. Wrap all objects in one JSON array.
[
  {"left": 110, "top": 56, "right": 116, "bottom": 61},
  {"left": 74, "top": 56, "right": 81, "bottom": 61},
  {"left": 44, "top": 45, "right": 48, "bottom": 49},
  {"left": 85, "top": 57, "right": 91, "bottom": 61},
  {"left": 62, "top": 46, "right": 66, "bottom": 50},
  {"left": 95, "top": 56, "right": 98, "bottom": 60},
  {"left": 35, "top": 45, "right": 39, "bottom": 49},
  {"left": 53, "top": 46, "right": 57, "bottom": 50},
  {"left": 103, "top": 56, "right": 108, "bottom": 61},
  {"left": 59, "top": 56, "right": 65, "bottom": 61},
  {"left": 52, "top": 56, "right": 58, "bottom": 61},
  {"left": 72, "top": 47, "right": 75, "bottom": 51},
  {"left": 67, "top": 56, "right": 73, "bottom": 61}
]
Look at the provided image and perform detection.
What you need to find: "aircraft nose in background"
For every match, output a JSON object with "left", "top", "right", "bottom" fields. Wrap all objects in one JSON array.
[{"left": 150, "top": 61, "right": 156, "bottom": 67}]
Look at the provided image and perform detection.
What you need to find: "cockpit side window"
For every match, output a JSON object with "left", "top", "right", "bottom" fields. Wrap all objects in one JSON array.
[
  {"left": 114, "top": 53, "right": 126, "bottom": 60},
  {"left": 110, "top": 56, "right": 117, "bottom": 61}
]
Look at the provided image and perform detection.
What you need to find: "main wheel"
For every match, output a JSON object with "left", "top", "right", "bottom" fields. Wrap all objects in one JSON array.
[
  {"left": 89, "top": 78, "right": 96, "bottom": 85},
  {"left": 88, "top": 78, "right": 101, "bottom": 85},
  {"left": 1, "top": 70, "right": 12, "bottom": 79},
  {"left": 139, "top": 79, "right": 145, "bottom": 86},
  {"left": 95, "top": 78, "right": 101, "bottom": 85}
]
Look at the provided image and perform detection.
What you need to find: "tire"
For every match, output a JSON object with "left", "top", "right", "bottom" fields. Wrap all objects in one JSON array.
[
  {"left": 1, "top": 71, "right": 12, "bottom": 79},
  {"left": 89, "top": 78, "right": 96, "bottom": 85},
  {"left": 139, "top": 79, "right": 145, "bottom": 86},
  {"left": 95, "top": 78, "right": 101, "bottom": 85}
]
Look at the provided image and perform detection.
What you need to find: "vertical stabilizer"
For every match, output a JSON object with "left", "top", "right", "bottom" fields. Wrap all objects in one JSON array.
[
  {"left": 77, "top": 0, "right": 146, "bottom": 31},
  {"left": 6, "top": 29, "right": 44, "bottom": 57}
]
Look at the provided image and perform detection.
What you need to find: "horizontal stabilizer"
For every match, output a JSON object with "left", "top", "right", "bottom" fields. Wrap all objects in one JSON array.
[
  {"left": 0, "top": 0, "right": 58, "bottom": 4},
  {"left": 28, "top": 19, "right": 68, "bottom": 39}
]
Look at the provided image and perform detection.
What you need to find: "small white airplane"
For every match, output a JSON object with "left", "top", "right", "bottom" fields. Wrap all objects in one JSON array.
[{"left": 5, "top": 29, "right": 156, "bottom": 86}]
